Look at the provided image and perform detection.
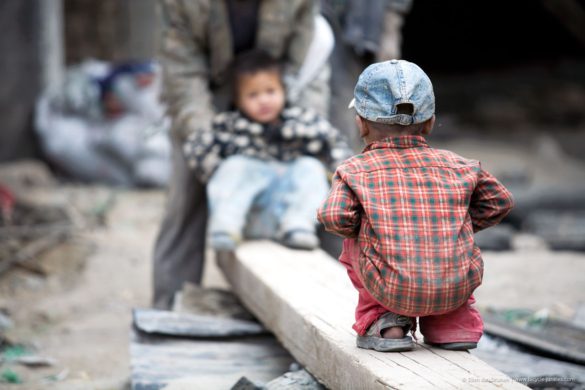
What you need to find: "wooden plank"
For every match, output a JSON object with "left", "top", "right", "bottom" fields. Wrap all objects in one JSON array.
[
  {"left": 130, "top": 328, "right": 293, "bottom": 389},
  {"left": 473, "top": 335, "right": 585, "bottom": 386},
  {"left": 483, "top": 311, "right": 585, "bottom": 365},
  {"left": 218, "top": 241, "right": 528, "bottom": 390},
  {"left": 133, "top": 308, "right": 267, "bottom": 338}
]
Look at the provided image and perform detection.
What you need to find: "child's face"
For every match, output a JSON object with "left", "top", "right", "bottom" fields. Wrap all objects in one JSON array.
[{"left": 236, "top": 71, "right": 285, "bottom": 124}]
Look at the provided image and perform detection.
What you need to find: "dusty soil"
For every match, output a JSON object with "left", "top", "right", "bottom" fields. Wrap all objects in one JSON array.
[
  {"left": 0, "top": 186, "right": 158, "bottom": 389},
  {"left": 0, "top": 162, "right": 229, "bottom": 390},
  {"left": 0, "top": 134, "right": 584, "bottom": 389}
]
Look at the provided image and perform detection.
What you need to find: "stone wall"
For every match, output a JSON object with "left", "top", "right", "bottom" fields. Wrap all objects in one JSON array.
[{"left": 0, "top": 0, "right": 43, "bottom": 162}]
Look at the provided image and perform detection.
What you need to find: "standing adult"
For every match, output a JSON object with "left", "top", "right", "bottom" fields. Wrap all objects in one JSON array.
[
  {"left": 153, "top": 0, "right": 334, "bottom": 309},
  {"left": 343, "top": 0, "right": 413, "bottom": 61}
]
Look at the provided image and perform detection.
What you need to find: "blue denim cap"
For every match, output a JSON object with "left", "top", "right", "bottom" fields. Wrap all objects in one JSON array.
[{"left": 349, "top": 59, "right": 435, "bottom": 125}]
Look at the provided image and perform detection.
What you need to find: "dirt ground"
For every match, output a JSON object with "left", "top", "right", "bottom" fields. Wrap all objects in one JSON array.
[{"left": 0, "top": 133, "right": 584, "bottom": 389}]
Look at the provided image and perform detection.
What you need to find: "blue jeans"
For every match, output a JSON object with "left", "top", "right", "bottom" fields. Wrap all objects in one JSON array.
[{"left": 207, "top": 155, "right": 329, "bottom": 239}]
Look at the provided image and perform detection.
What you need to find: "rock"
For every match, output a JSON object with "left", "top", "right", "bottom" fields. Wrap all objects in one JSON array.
[
  {"left": 231, "top": 377, "right": 263, "bottom": 390},
  {"left": 475, "top": 97, "right": 529, "bottom": 127},
  {"left": 230, "top": 368, "right": 324, "bottom": 390},
  {"left": 172, "top": 284, "right": 255, "bottom": 321},
  {"left": 265, "top": 369, "right": 324, "bottom": 390},
  {"left": 506, "top": 186, "right": 585, "bottom": 228},
  {"left": 0, "top": 311, "right": 13, "bottom": 331},
  {"left": 0, "top": 160, "right": 56, "bottom": 190},
  {"left": 497, "top": 167, "right": 532, "bottom": 189},
  {"left": 523, "top": 211, "right": 585, "bottom": 251},
  {"left": 16, "top": 355, "right": 57, "bottom": 367},
  {"left": 572, "top": 303, "right": 585, "bottom": 330},
  {"left": 475, "top": 225, "right": 515, "bottom": 251}
]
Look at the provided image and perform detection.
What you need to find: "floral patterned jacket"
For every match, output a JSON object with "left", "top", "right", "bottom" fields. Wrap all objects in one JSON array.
[{"left": 183, "top": 106, "right": 353, "bottom": 182}]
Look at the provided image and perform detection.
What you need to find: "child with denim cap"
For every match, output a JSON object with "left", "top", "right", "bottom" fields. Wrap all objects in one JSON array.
[
  {"left": 184, "top": 50, "right": 352, "bottom": 251},
  {"left": 318, "top": 60, "right": 514, "bottom": 352}
]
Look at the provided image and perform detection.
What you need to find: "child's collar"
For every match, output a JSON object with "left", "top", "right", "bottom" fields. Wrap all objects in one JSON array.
[{"left": 363, "top": 135, "right": 429, "bottom": 152}]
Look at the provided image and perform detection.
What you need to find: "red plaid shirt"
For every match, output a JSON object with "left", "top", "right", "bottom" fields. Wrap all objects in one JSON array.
[{"left": 318, "top": 136, "right": 514, "bottom": 317}]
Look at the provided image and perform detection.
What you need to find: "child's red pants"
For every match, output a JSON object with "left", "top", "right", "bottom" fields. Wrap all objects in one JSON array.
[{"left": 339, "top": 238, "right": 483, "bottom": 343}]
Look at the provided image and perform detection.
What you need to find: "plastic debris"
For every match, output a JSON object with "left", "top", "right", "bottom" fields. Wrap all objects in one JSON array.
[{"left": 1, "top": 369, "right": 22, "bottom": 384}]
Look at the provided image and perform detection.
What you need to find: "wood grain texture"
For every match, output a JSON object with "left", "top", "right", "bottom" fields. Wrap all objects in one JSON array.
[
  {"left": 218, "top": 241, "right": 528, "bottom": 390},
  {"left": 130, "top": 329, "right": 293, "bottom": 389},
  {"left": 133, "top": 308, "right": 267, "bottom": 337}
]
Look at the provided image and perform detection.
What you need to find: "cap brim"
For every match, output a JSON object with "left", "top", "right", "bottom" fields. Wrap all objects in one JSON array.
[{"left": 348, "top": 98, "right": 355, "bottom": 109}]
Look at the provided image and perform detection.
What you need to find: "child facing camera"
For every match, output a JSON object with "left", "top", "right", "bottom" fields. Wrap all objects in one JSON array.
[{"left": 184, "top": 50, "right": 352, "bottom": 251}]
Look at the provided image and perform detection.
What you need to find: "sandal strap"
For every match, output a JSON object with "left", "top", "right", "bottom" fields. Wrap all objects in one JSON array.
[{"left": 366, "top": 312, "right": 414, "bottom": 337}]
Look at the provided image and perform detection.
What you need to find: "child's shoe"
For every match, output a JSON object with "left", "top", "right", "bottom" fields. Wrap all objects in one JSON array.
[
  {"left": 356, "top": 312, "right": 415, "bottom": 352},
  {"left": 210, "top": 232, "right": 240, "bottom": 251},
  {"left": 282, "top": 230, "right": 319, "bottom": 250},
  {"left": 425, "top": 340, "right": 477, "bottom": 351}
]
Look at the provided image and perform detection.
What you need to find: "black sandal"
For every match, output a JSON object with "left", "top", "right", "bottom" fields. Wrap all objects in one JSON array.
[{"left": 356, "top": 312, "right": 415, "bottom": 352}]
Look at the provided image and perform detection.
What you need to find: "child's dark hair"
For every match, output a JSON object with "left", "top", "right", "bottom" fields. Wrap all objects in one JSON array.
[{"left": 230, "top": 49, "right": 283, "bottom": 97}]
